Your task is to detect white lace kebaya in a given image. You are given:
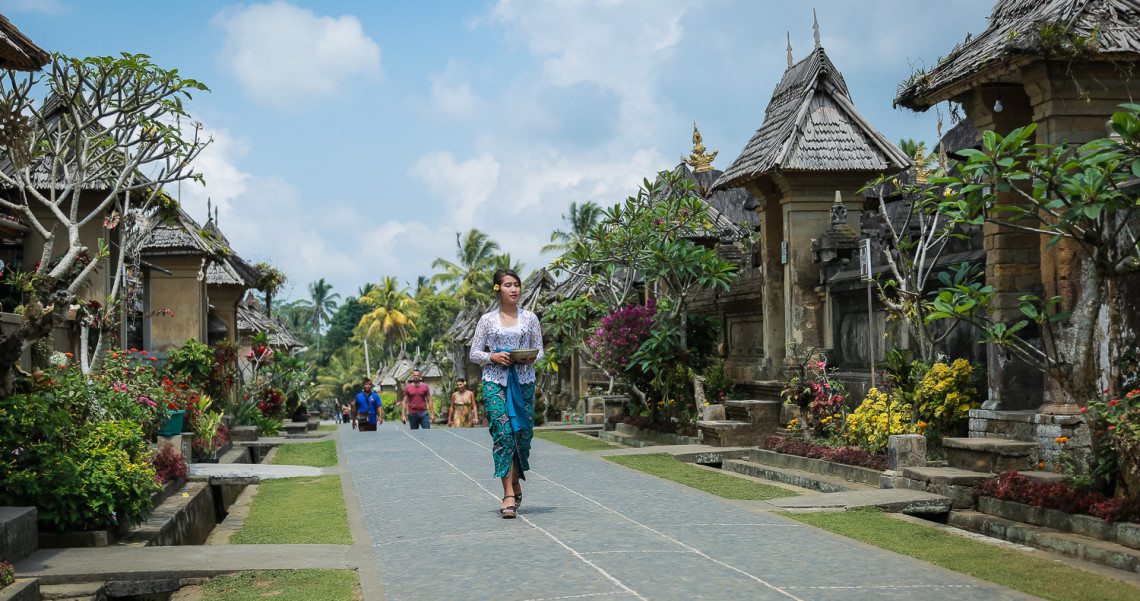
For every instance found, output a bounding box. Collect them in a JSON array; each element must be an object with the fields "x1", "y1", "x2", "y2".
[{"x1": 469, "y1": 308, "x2": 544, "y2": 386}]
